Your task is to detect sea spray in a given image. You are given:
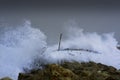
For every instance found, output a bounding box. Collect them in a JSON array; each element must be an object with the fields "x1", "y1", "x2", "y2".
[
  {"x1": 43, "y1": 26, "x2": 120, "y2": 69},
  {"x1": 0, "y1": 21, "x2": 47, "y2": 80},
  {"x1": 1, "y1": 21, "x2": 120, "y2": 80}
]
